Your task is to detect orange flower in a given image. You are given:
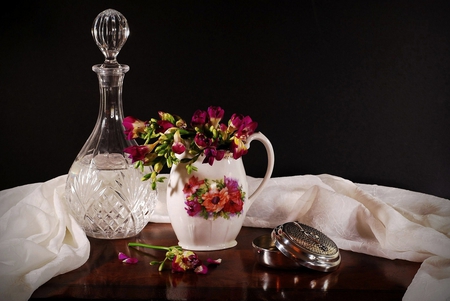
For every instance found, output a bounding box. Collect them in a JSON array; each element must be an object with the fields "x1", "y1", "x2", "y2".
[{"x1": 202, "y1": 187, "x2": 229, "y2": 213}]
